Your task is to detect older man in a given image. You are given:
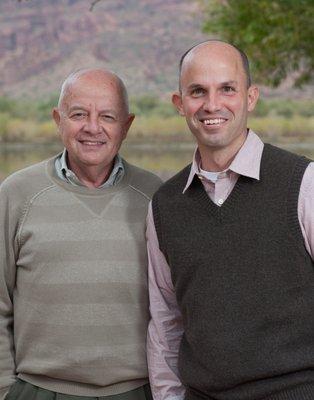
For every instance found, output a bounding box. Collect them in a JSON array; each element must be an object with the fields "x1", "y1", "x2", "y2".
[
  {"x1": 147, "y1": 41, "x2": 314, "y2": 400},
  {"x1": 0, "y1": 69, "x2": 161, "y2": 400}
]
